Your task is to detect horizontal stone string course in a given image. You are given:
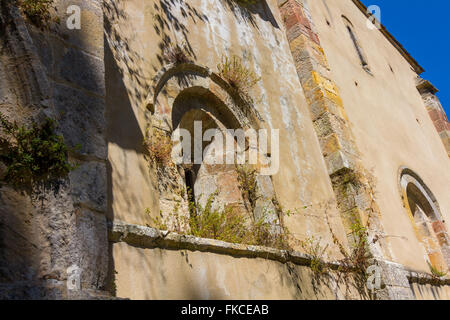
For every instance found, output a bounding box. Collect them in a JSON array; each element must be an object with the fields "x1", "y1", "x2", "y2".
[
  {"x1": 109, "y1": 220, "x2": 336, "y2": 268},
  {"x1": 107, "y1": 221, "x2": 450, "y2": 287}
]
